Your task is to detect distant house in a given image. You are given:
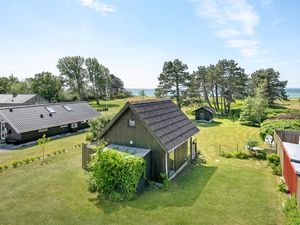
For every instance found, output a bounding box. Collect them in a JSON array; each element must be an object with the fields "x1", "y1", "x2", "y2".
[
  {"x1": 274, "y1": 130, "x2": 300, "y2": 207},
  {"x1": 0, "y1": 94, "x2": 48, "y2": 107},
  {"x1": 0, "y1": 102, "x2": 99, "y2": 144},
  {"x1": 97, "y1": 98, "x2": 199, "y2": 181},
  {"x1": 194, "y1": 106, "x2": 217, "y2": 122}
]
